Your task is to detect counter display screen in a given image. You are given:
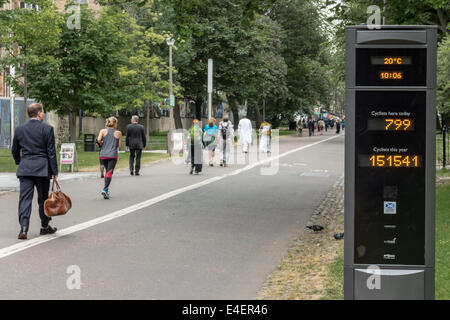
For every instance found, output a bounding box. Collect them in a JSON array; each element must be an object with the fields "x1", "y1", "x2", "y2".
[
  {"x1": 354, "y1": 91, "x2": 426, "y2": 265},
  {"x1": 356, "y1": 48, "x2": 426, "y2": 86},
  {"x1": 367, "y1": 118, "x2": 415, "y2": 131}
]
